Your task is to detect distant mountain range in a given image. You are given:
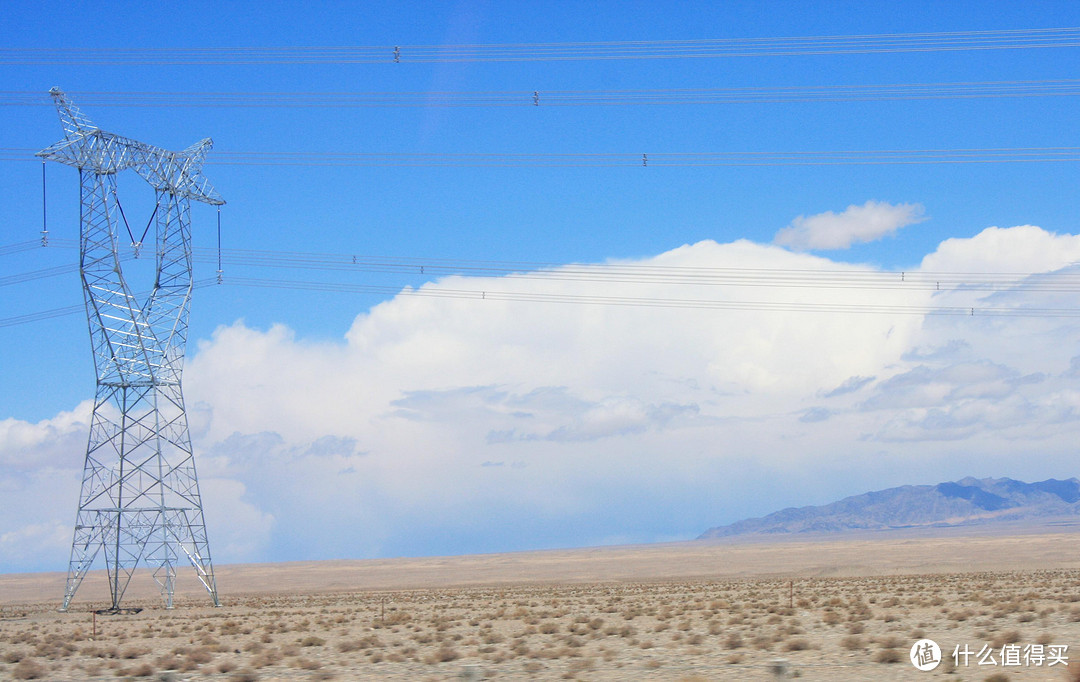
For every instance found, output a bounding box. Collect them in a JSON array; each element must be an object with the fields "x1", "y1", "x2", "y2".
[{"x1": 698, "y1": 477, "x2": 1080, "y2": 539}]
